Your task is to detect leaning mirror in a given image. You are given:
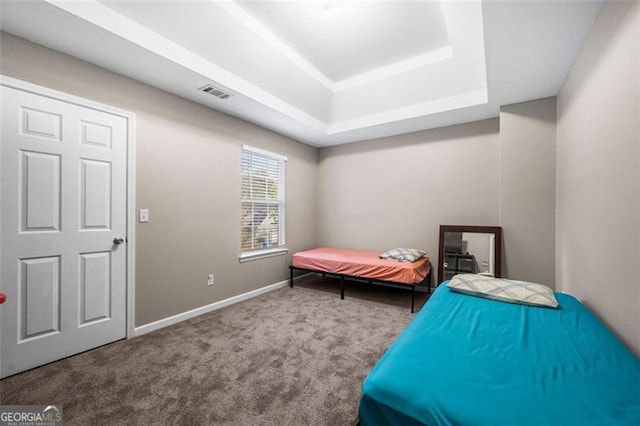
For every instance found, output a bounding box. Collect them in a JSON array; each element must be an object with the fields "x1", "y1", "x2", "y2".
[{"x1": 437, "y1": 225, "x2": 502, "y2": 284}]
